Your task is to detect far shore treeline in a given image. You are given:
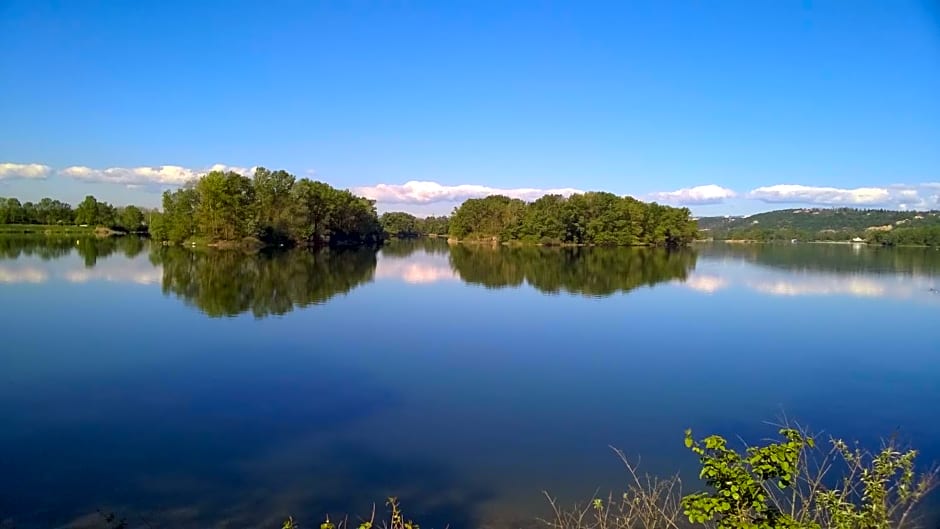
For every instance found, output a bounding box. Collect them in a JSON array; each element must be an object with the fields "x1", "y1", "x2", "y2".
[
  {"x1": 0, "y1": 167, "x2": 699, "y2": 247},
  {"x1": 152, "y1": 168, "x2": 698, "y2": 247},
  {"x1": 448, "y1": 193, "x2": 697, "y2": 246},
  {"x1": 9, "y1": 166, "x2": 936, "y2": 247},
  {"x1": 0, "y1": 195, "x2": 146, "y2": 232}
]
